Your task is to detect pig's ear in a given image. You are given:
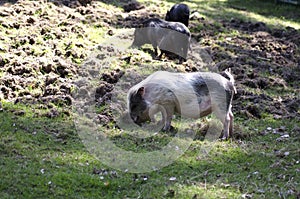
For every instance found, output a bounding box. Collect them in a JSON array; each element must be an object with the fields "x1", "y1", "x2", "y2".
[
  {"x1": 137, "y1": 87, "x2": 145, "y2": 97},
  {"x1": 166, "y1": 11, "x2": 170, "y2": 19}
]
